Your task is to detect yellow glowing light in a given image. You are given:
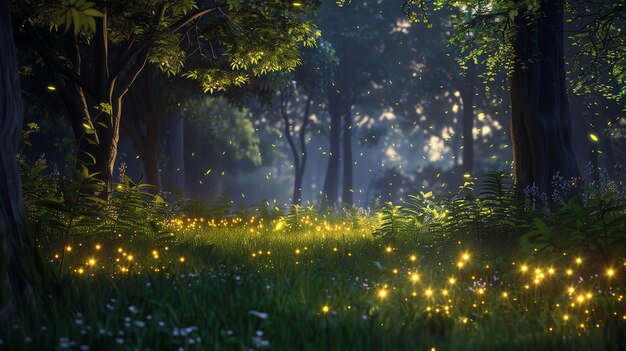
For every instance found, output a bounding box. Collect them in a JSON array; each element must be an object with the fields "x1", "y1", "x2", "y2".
[
  {"x1": 295, "y1": 249, "x2": 301, "y2": 254},
  {"x1": 322, "y1": 305, "x2": 329, "y2": 313},
  {"x1": 457, "y1": 261, "x2": 464, "y2": 268},
  {"x1": 478, "y1": 288, "x2": 485, "y2": 295},
  {"x1": 179, "y1": 257, "x2": 186, "y2": 263},
  {"x1": 462, "y1": 253, "x2": 470, "y2": 261},
  {"x1": 548, "y1": 267, "x2": 555, "y2": 275},
  {"x1": 378, "y1": 289, "x2": 387, "y2": 299},
  {"x1": 275, "y1": 220, "x2": 284, "y2": 231},
  {"x1": 568, "y1": 287, "x2": 575, "y2": 294},
  {"x1": 563, "y1": 314, "x2": 569, "y2": 321},
  {"x1": 47, "y1": 85, "x2": 57, "y2": 91},
  {"x1": 577, "y1": 295, "x2": 585, "y2": 303},
  {"x1": 607, "y1": 268, "x2": 615, "y2": 277},
  {"x1": 410, "y1": 273, "x2": 420, "y2": 282},
  {"x1": 393, "y1": 269, "x2": 399, "y2": 274},
  {"x1": 88, "y1": 258, "x2": 96, "y2": 266},
  {"x1": 385, "y1": 246, "x2": 393, "y2": 253},
  {"x1": 575, "y1": 257, "x2": 582, "y2": 265},
  {"x1": 566, "y1": 269, "x2": 573, "y2": 276},
  {"x1": 521, "y1": 265, "x2": 528, "y2": 272},
  {"x1": 127, "y1": 255, "x2": 133, "y2": 262},
  {"x1": 502, "y1": 292, "x2": 508, "y2": 298},
  {"x1": 95, "y1": 244, "x2": 101, "y2": 250},
  {"x1": 77, "y1": 268, "x2": 84, "y2": 274},
  {"x1": 448, "y1": 277, "x2": 456, "y2": 285},
  {"x1": 410, "y1": 255, "x2": 417, "y2": 262},
  {"x1": 425, "y1": 289, "x2": 433, "y2": 297},
  {"x1": 66, "y1": 246, "x2": 72, "y2": 252}
]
